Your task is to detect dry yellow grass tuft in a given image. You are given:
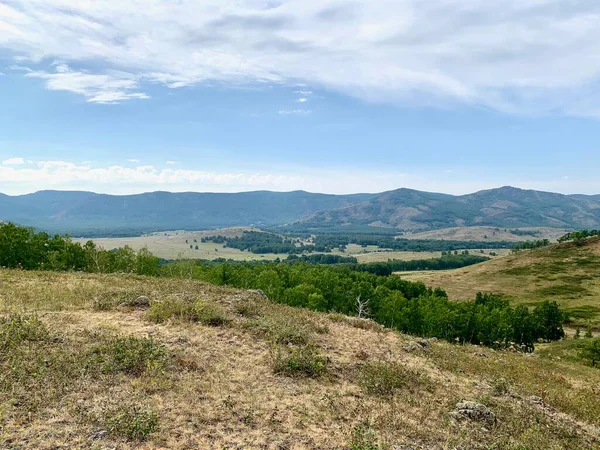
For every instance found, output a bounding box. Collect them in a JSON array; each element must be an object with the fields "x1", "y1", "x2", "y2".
[{"x1": 0, "y1": 269, "x2": 599, "y2": 449}]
